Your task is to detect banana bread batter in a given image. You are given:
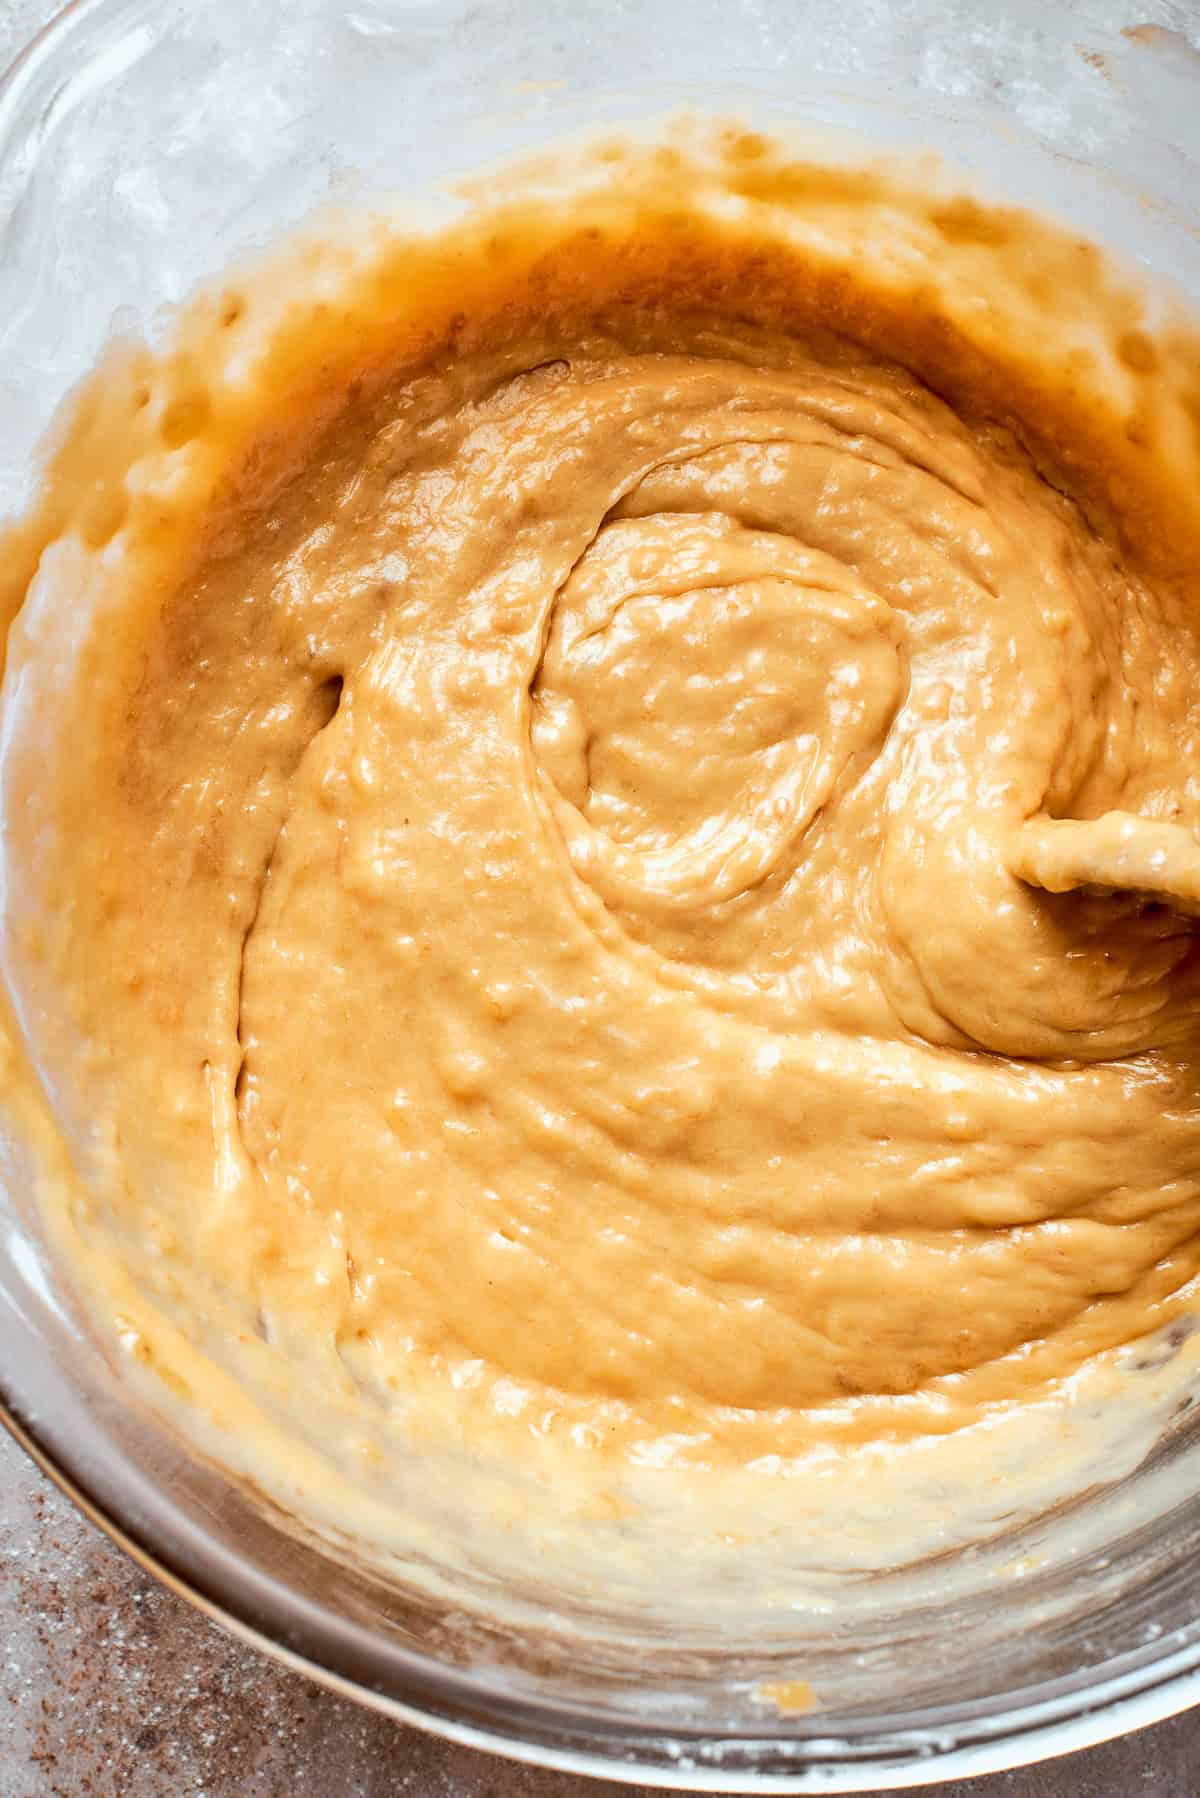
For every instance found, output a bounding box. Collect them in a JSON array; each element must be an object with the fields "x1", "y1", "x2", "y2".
[{"x1": 6, "y1": 133, "x2": 1200, "y2": 1577}]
